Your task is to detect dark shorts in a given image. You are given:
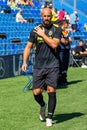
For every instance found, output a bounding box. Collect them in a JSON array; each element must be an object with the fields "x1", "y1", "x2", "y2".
[{"x1": 32, "y1": 67, "x2": 59, "y2": 90}]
